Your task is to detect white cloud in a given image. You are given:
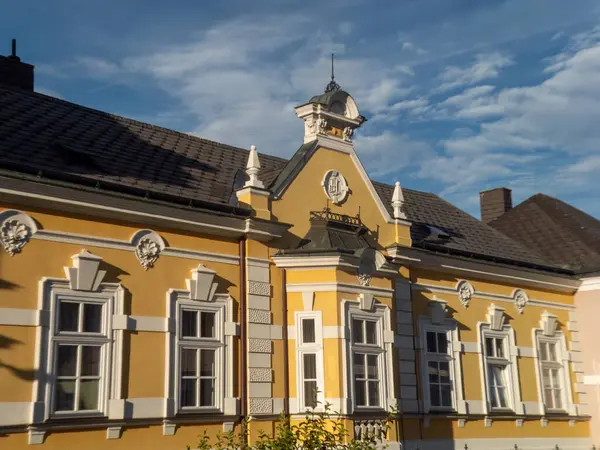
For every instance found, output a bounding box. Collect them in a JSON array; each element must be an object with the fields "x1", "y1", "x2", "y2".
[
  {"x1": 401, "y1": 41, "x2": 427, "y2": 55},
  {"x1": 436, "y1": 52, "x2": 514, "y2": 92},
  {"x1": 354, "y1": 130, "x2": 434, "y2": 178}
]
